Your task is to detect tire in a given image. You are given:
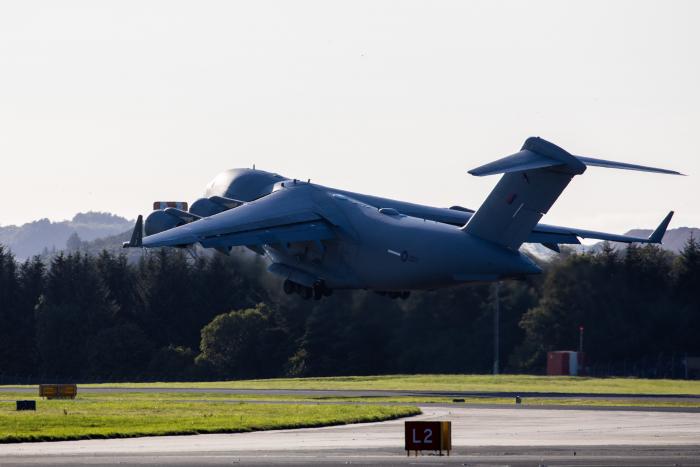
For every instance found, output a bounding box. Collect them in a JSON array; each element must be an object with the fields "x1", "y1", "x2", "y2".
[{"x1": 302, "y1": 287, "x2": 313, "y2": 300}]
